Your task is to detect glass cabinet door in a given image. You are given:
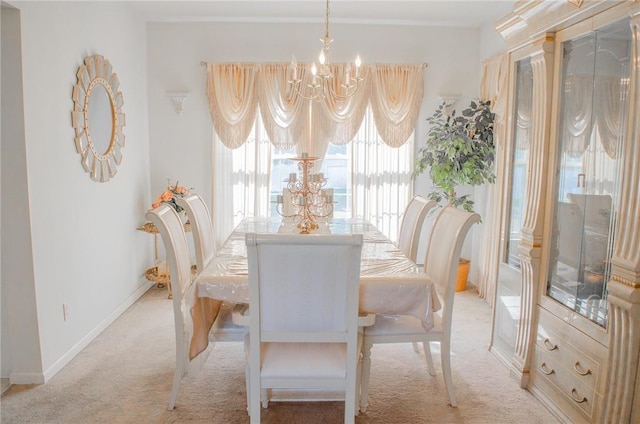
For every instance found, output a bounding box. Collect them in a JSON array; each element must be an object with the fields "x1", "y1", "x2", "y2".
[
  {"x1": 547, "y1": 19, "x2": 631, "y2": 326},
  {"x1": 506, "y1": 57, "x2": 533, "y2": 269},
  {"x1": 493, "y1": 57, "x2": 533, "y2": 355}
]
